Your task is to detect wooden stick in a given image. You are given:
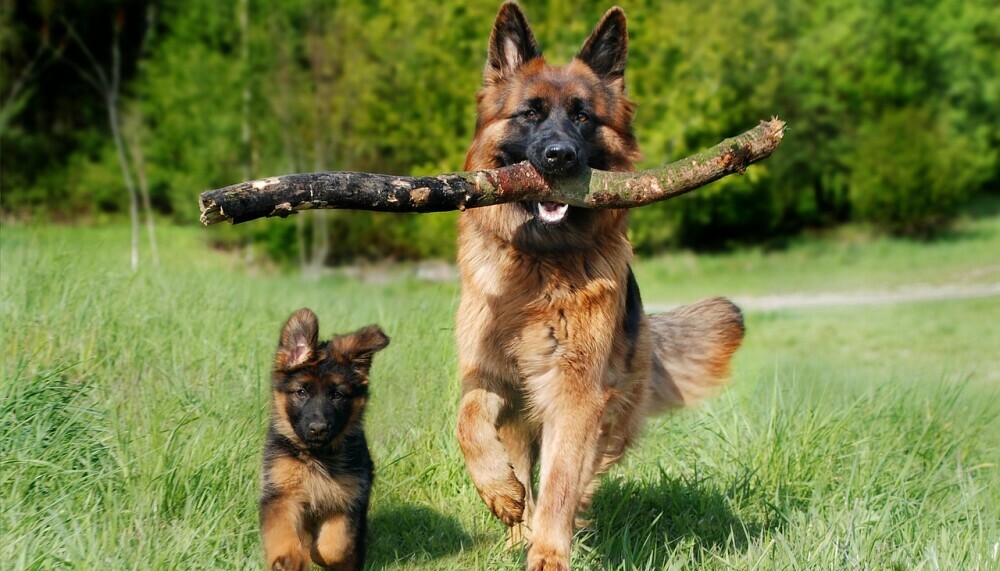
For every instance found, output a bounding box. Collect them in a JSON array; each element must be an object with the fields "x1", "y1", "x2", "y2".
[{"x1": 199, "y1": 118, "x2": 785, "y2": 225}]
